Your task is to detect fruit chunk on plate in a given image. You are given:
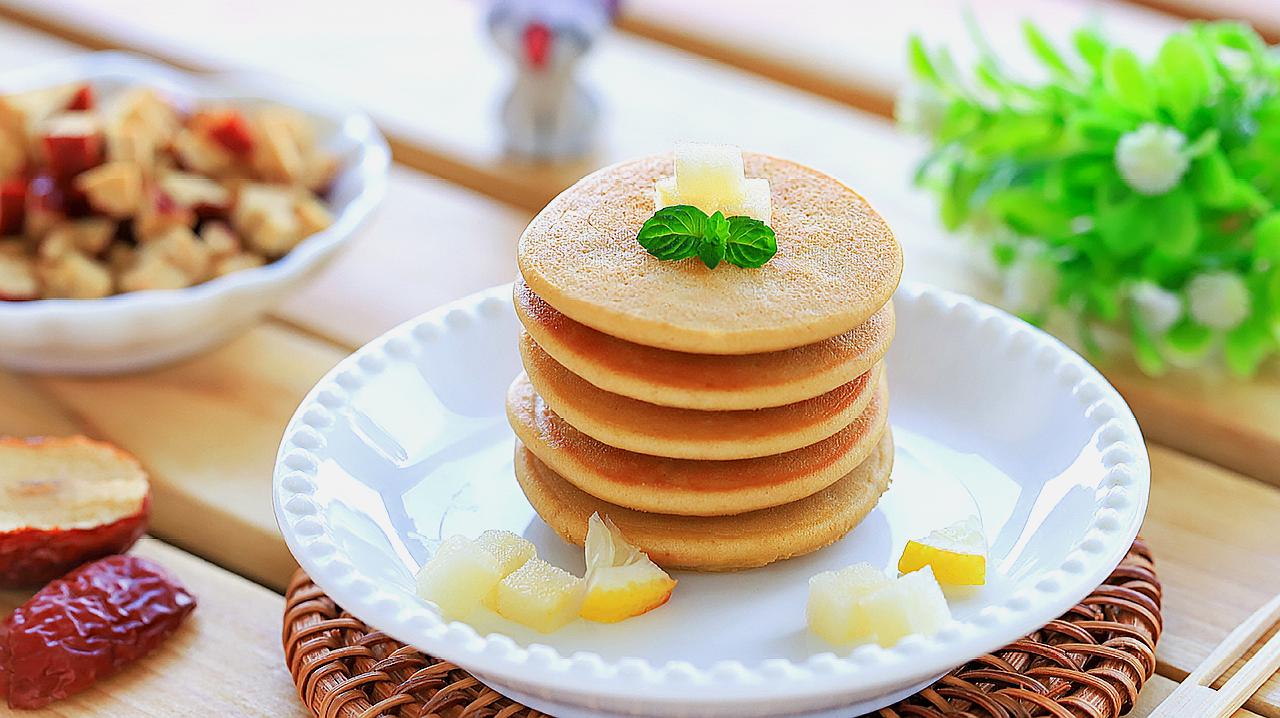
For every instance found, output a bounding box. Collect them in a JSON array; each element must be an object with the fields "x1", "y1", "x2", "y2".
[
  {"x1": 415, "y1": 530, "x2": 534, "y2": 620},
  {"x1": 806, "y1": 562, "x2": 892, "y2": 645},
  {"x1": 581, "y1": 513, "x2": 677, "y2": 623},
  {"x1": 653, "y1": 142, "x2": 771, "y2": 222},
  {"x1": 897, "y1": 516, "x2": 988, "y2": 586},
  {"x1": 0, "y1": 436, "x2": 150, "y2": 587},
  {"x1": 415, "y1": 515, "x2": 676, "y2": 632},
  {"x1": 493, "y1": 558, "x2": 585, "y2": 633},
  {"x1": 807, "y1": 563, "x2": 952, "y2": 648}
]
